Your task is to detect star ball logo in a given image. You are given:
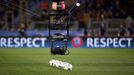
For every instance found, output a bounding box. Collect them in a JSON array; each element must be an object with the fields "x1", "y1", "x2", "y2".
[{"x1": 71, "y1": 37, "x2": 83, "y2": 48}]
